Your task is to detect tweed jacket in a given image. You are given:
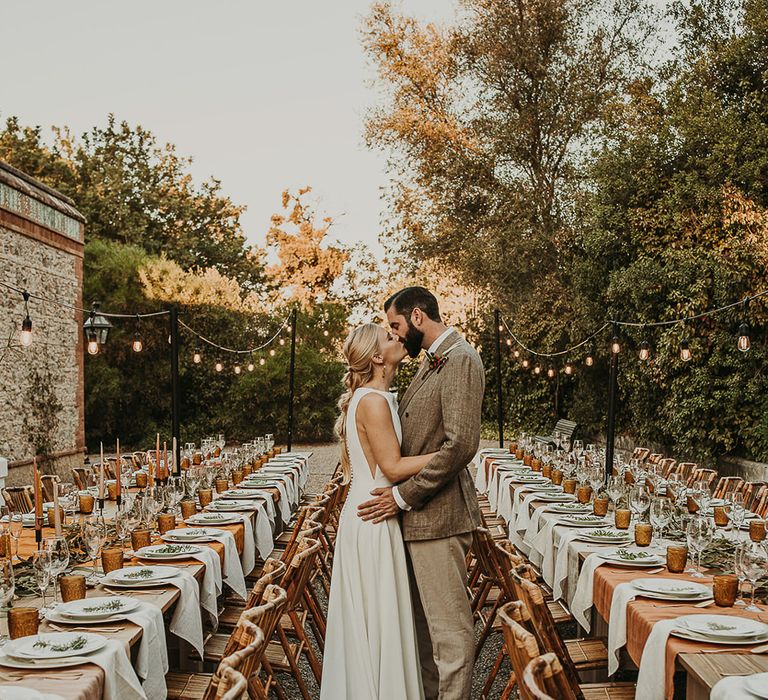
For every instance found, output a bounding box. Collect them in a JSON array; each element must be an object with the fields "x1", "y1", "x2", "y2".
[{"x1": 396, "y1": 329, "x2": 483, "y2": 541}]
